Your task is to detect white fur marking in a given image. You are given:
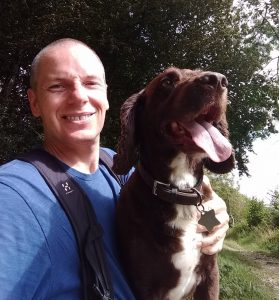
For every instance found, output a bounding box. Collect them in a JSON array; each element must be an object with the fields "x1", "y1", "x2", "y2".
[
  {"x1": 167, "y1": 205, "x2": 203, "y2": 300},
  {"x1": 169, "y1": 152, "x2": 206, "y2": 189},
  {"x1": 166, "y1": 152, "x2": 205, "y2": 299},
  {"x1": 169, "y1": 152, "x2": 195, "y2": 189}
]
